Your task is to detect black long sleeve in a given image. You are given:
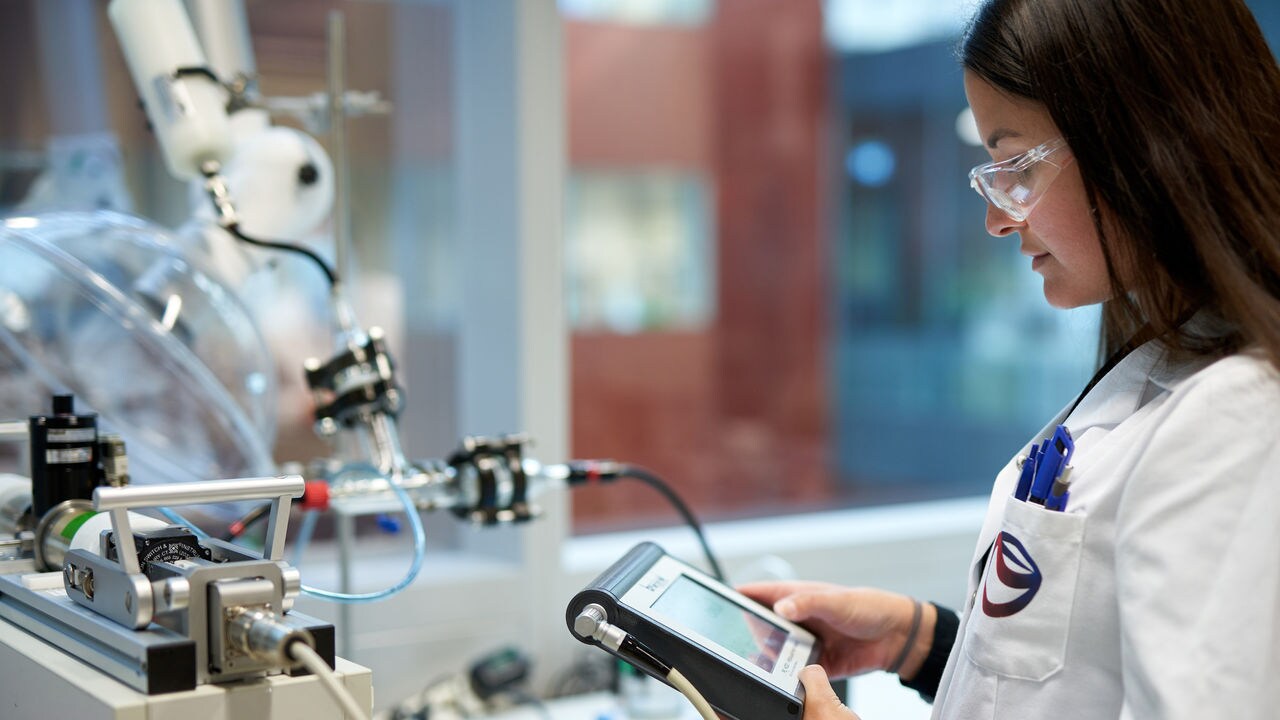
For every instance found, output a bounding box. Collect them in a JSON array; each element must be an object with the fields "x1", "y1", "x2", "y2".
[{"x1": 898, "y1": 603, "x2": 959, "y2": 703}]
